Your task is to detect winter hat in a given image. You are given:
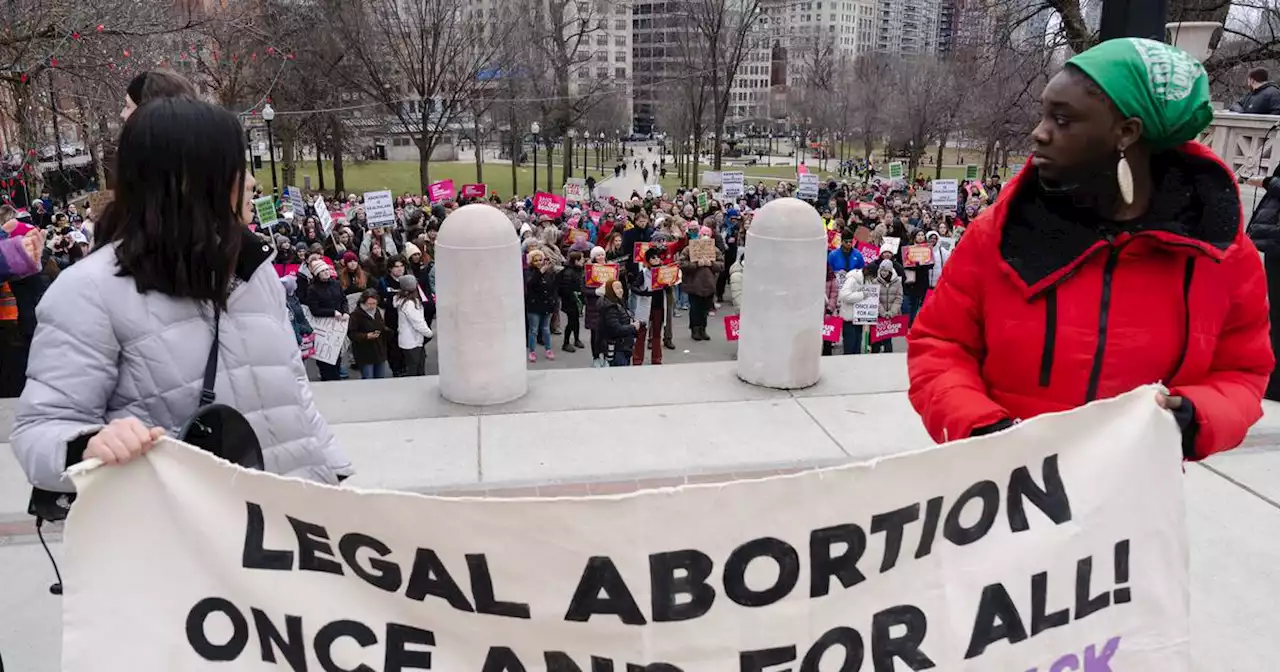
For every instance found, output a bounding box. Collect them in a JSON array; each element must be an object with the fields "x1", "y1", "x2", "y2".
[
  {"x1": 309, "y1": 259, "x2": 331, "y2": 277},
  {"x1": 280, "y1": 274, "x2": 298, "y2": 295},
  {"x1": 878, "y1": 259, "x2": 895, "y2": 275},
  {"x1": 699, "y1": 226, "x2": 714, "y2": 238},
  {"x1": 341, "y1": 251, "x2": 358, "y2": 264},
  {"x1": 399, "y1": 274, "x2": 418, "y2": 291},
  {"x1": 404, "y1": 242, "x2": 422, "y2": 259},
  {"x1": 274, "y1": 234, "x2": 290, "y2": 248},
  {"x1": 589, "y1": 246, "x2": 606, "y2": 262},
  {"x1": 70, "y1": 230, "x2": 88, "y2": 245}
]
